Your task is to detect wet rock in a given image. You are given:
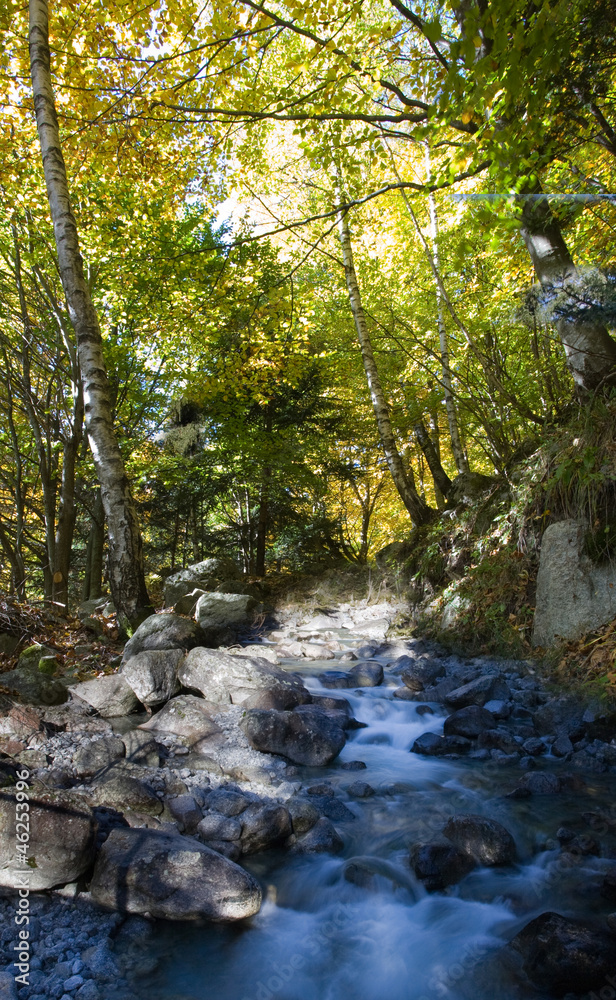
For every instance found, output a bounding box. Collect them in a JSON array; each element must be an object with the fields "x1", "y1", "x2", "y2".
[
  {"x1": 443, "y1": 705, "x2": 495, "y2": 739},
  {"x1": 570, "y1": 749, "x2": 608, "y2": 772},
  {"x1": 197, "y1": 812, "x2": 242, "y2": 841},
  {"x1": 91, "y1": 772, "x2": 163, "y2": 816},
  {"x1": 347, "y1": 662, "x2": 384, "y2": 687},
  {"x1": 291, "y1": 817, "x2": 344, "y2": 854},
  {"x1": 241, "y1": 707, "x2": 346, "y2": 766},
  {"x1": 340, "y1": 760, "x2": 367, "y2": 771},
  {"x1": 477, "y1": 729, "x2": 519, "y2": 755},
  {"x1": 445, "y1": 675, "x2": 509, "y2": 708},
  {"x1": 310, "y1": 694, "x2": 352, "y2": 715},
  {"x1": 307, "y1": 782, "x2": 334, "y2": 796},
  {"x1": 443, "y1": 814, "x2": 516, "y2": 865},
  {"x1": 70, "y1": 675, "x2": 139, "y2": 718},
  {"x1": 483, "y1": 699, "x2": 511, "y2": 718},
  {"x1": 522, "y1": 737, "x2": 545, "y2": 756},
  {"x1": 551, "y1": 734, "x2": 574, "y2": 757},
  {"x1": 393, "y1": 686, "x2": 416, "y2": 701},
  {"x1": 411, "y1": 840, "x2": 476, "y2": 891},
  {"x1": 138, "y1": 695, "x2": 224, "y2": 749},
  {"x1": 416, "y1": 705, "x2": 435, "y2": 716},
  {"x1": 239, "y1": 804, "x2": 292, "y2": 854},
  {"x1": 90, "y1": 827, "x2": 262, "y2": 920},
  {"x1": 167, "y1": 794, "x2": 202, "y2": 833},
  {"x1": 122, "y1": 614, "x2": 206, "y2": 662},
  {"x1": 121, "y1": 650, "x2": 183, "y2": 707},
  {"x1": 73, "y1": 736, "x2": 125, "y2": 778},
  {"x1": 310, "y1": 796, "x2": 355, "y2": 822},
  {"x1": 601, "y1": 867, "x2": 616, "y2": 902},
  {"x1": 319, "y1": 670, "x2": 352, "y2": 689},
  {"x1": 509, "y1": 911, "x2": 615, "y2": 996},
  {"x1": 346, "y1": 781, "x2": 375, "y2": 798},
  {"x1": 178, "y1": 647, "x2": 310, "y2": 709},
  {"x1": 400, "y1": 658, "x2": 445, "y2": 692},
  {"x1": 287, "y1": 797, "x2": 320, "y2": 834},
  {"x1": 411, "y1": 732, "x2": 472, "y2": 756},
  {"x1": 293, "y1": 703, "x2": 356, "y2": 731},
  {"x1": 0, "y1": 789, "x2": 96, "y2": 890},
  {"x1": 201, "y1": 839, "x2": 242, "y2": 861}
]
